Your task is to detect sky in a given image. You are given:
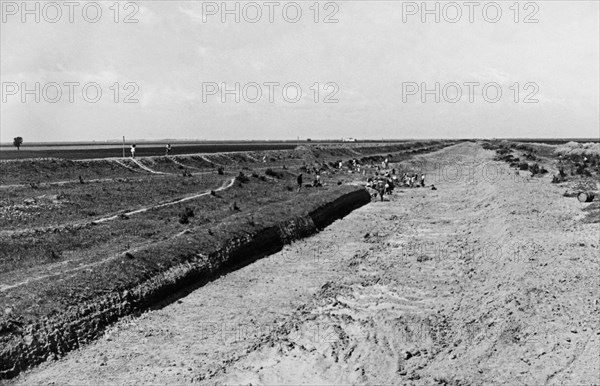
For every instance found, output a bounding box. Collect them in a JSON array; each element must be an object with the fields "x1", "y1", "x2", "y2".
[{"x1": 1, "y1": 0, "x2": 598, "y2": 142}]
